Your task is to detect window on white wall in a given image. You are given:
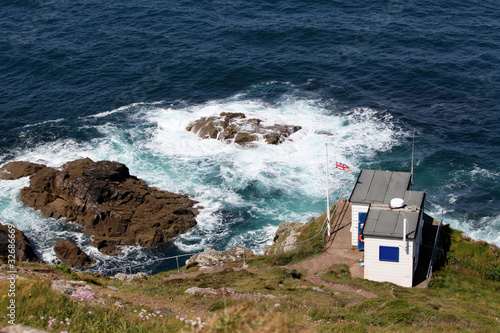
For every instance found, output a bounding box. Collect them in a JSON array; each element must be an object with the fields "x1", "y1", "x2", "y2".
[{"x1": 379, "y1": 246, "x2": 399, "y2": 262}]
